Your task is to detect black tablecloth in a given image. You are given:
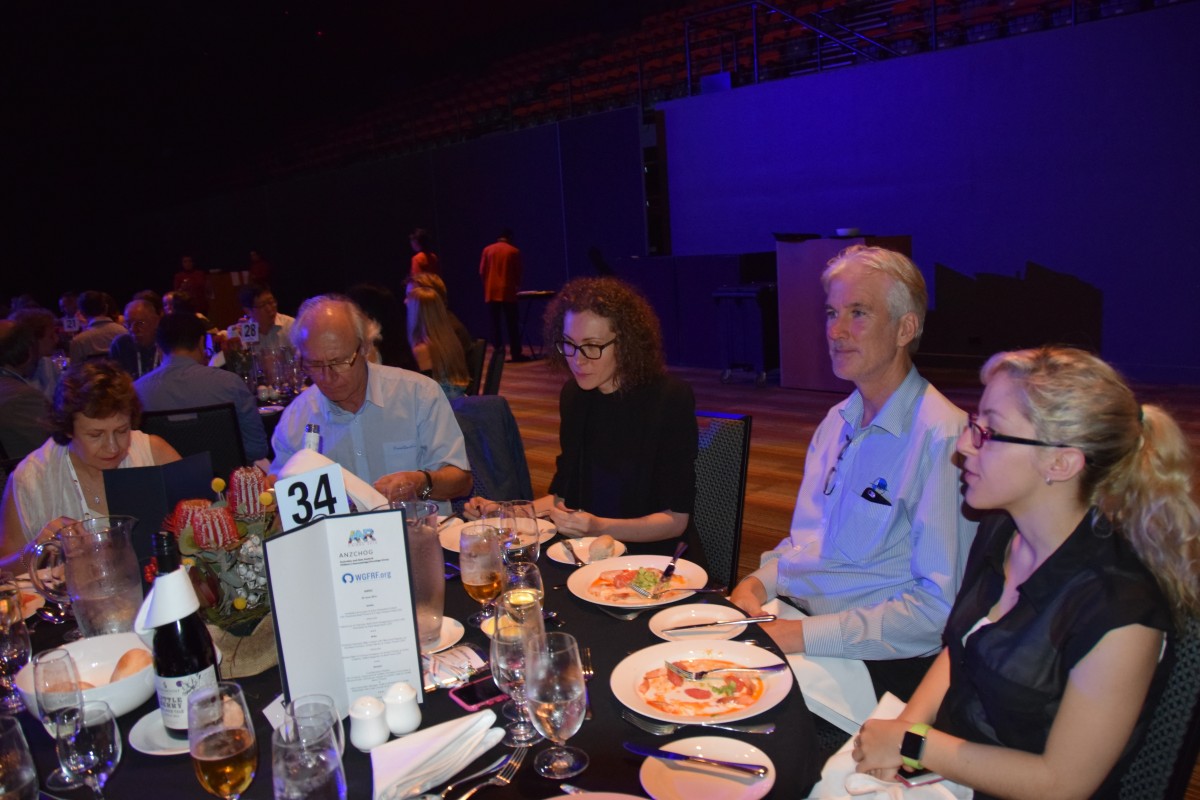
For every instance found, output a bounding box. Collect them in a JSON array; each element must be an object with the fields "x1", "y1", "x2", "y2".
[{"x1": 20, "y1": 547, "x2": 822, "y2": 799}]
